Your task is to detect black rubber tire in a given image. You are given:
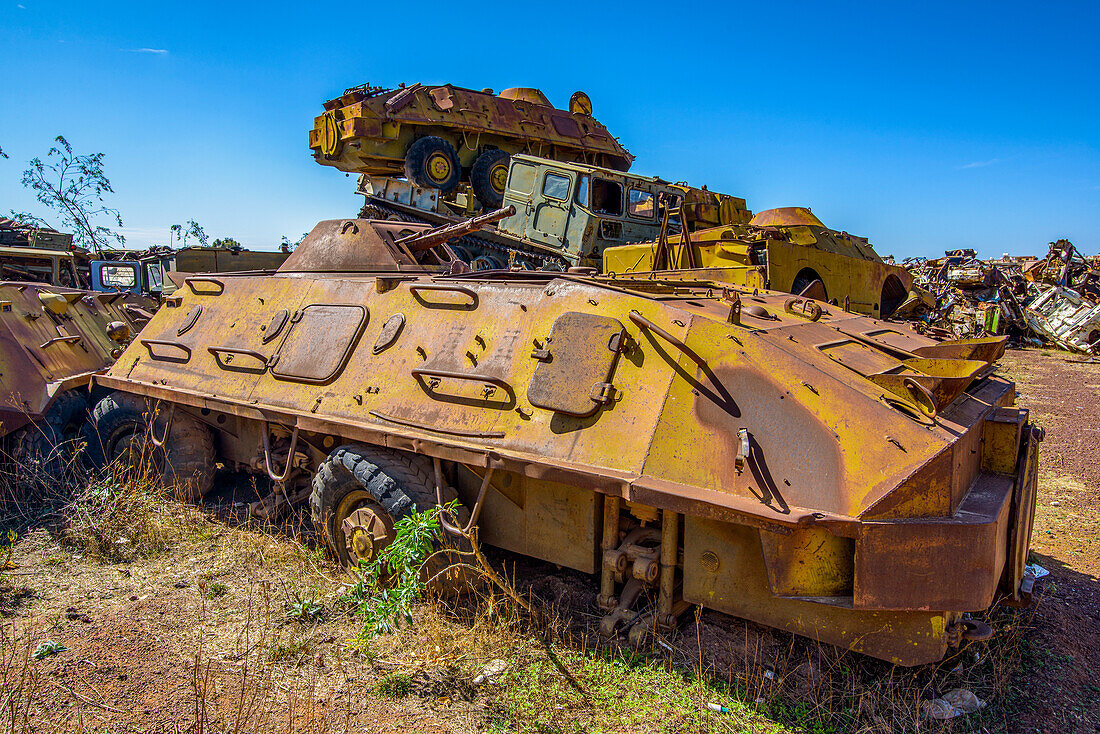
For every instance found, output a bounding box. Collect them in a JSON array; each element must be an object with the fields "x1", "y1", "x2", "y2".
[
  {"x1": 83, "y1": 392, "x2": 216, "y2": 502},
  {"x1": 310, "y1": 444, "x2": 466, "y2": 572},
  {"x1": 404, "y1": 136, "x2": 461, "y2": 193},
  {"x1": 161, "y1": 412, "x2": 216, "y2": 502},
  {"x1": 10, "y1": 390, "x2": 90, "y2": 484},
  {"x1": 470, "y1": 150, "x2": 510, "y2": 209}
]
